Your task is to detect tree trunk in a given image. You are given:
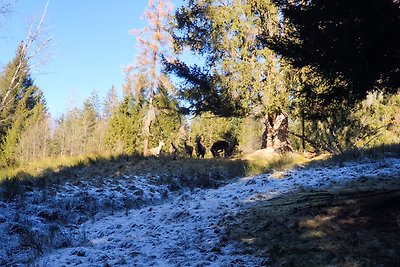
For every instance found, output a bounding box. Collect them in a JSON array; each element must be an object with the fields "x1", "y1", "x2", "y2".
[
  {"x1": 143, "y1": 101, "x2": 156, "y2": 156},
  {"x1": 261, "y1": 112, "x2": 293, "y2": 153}
]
